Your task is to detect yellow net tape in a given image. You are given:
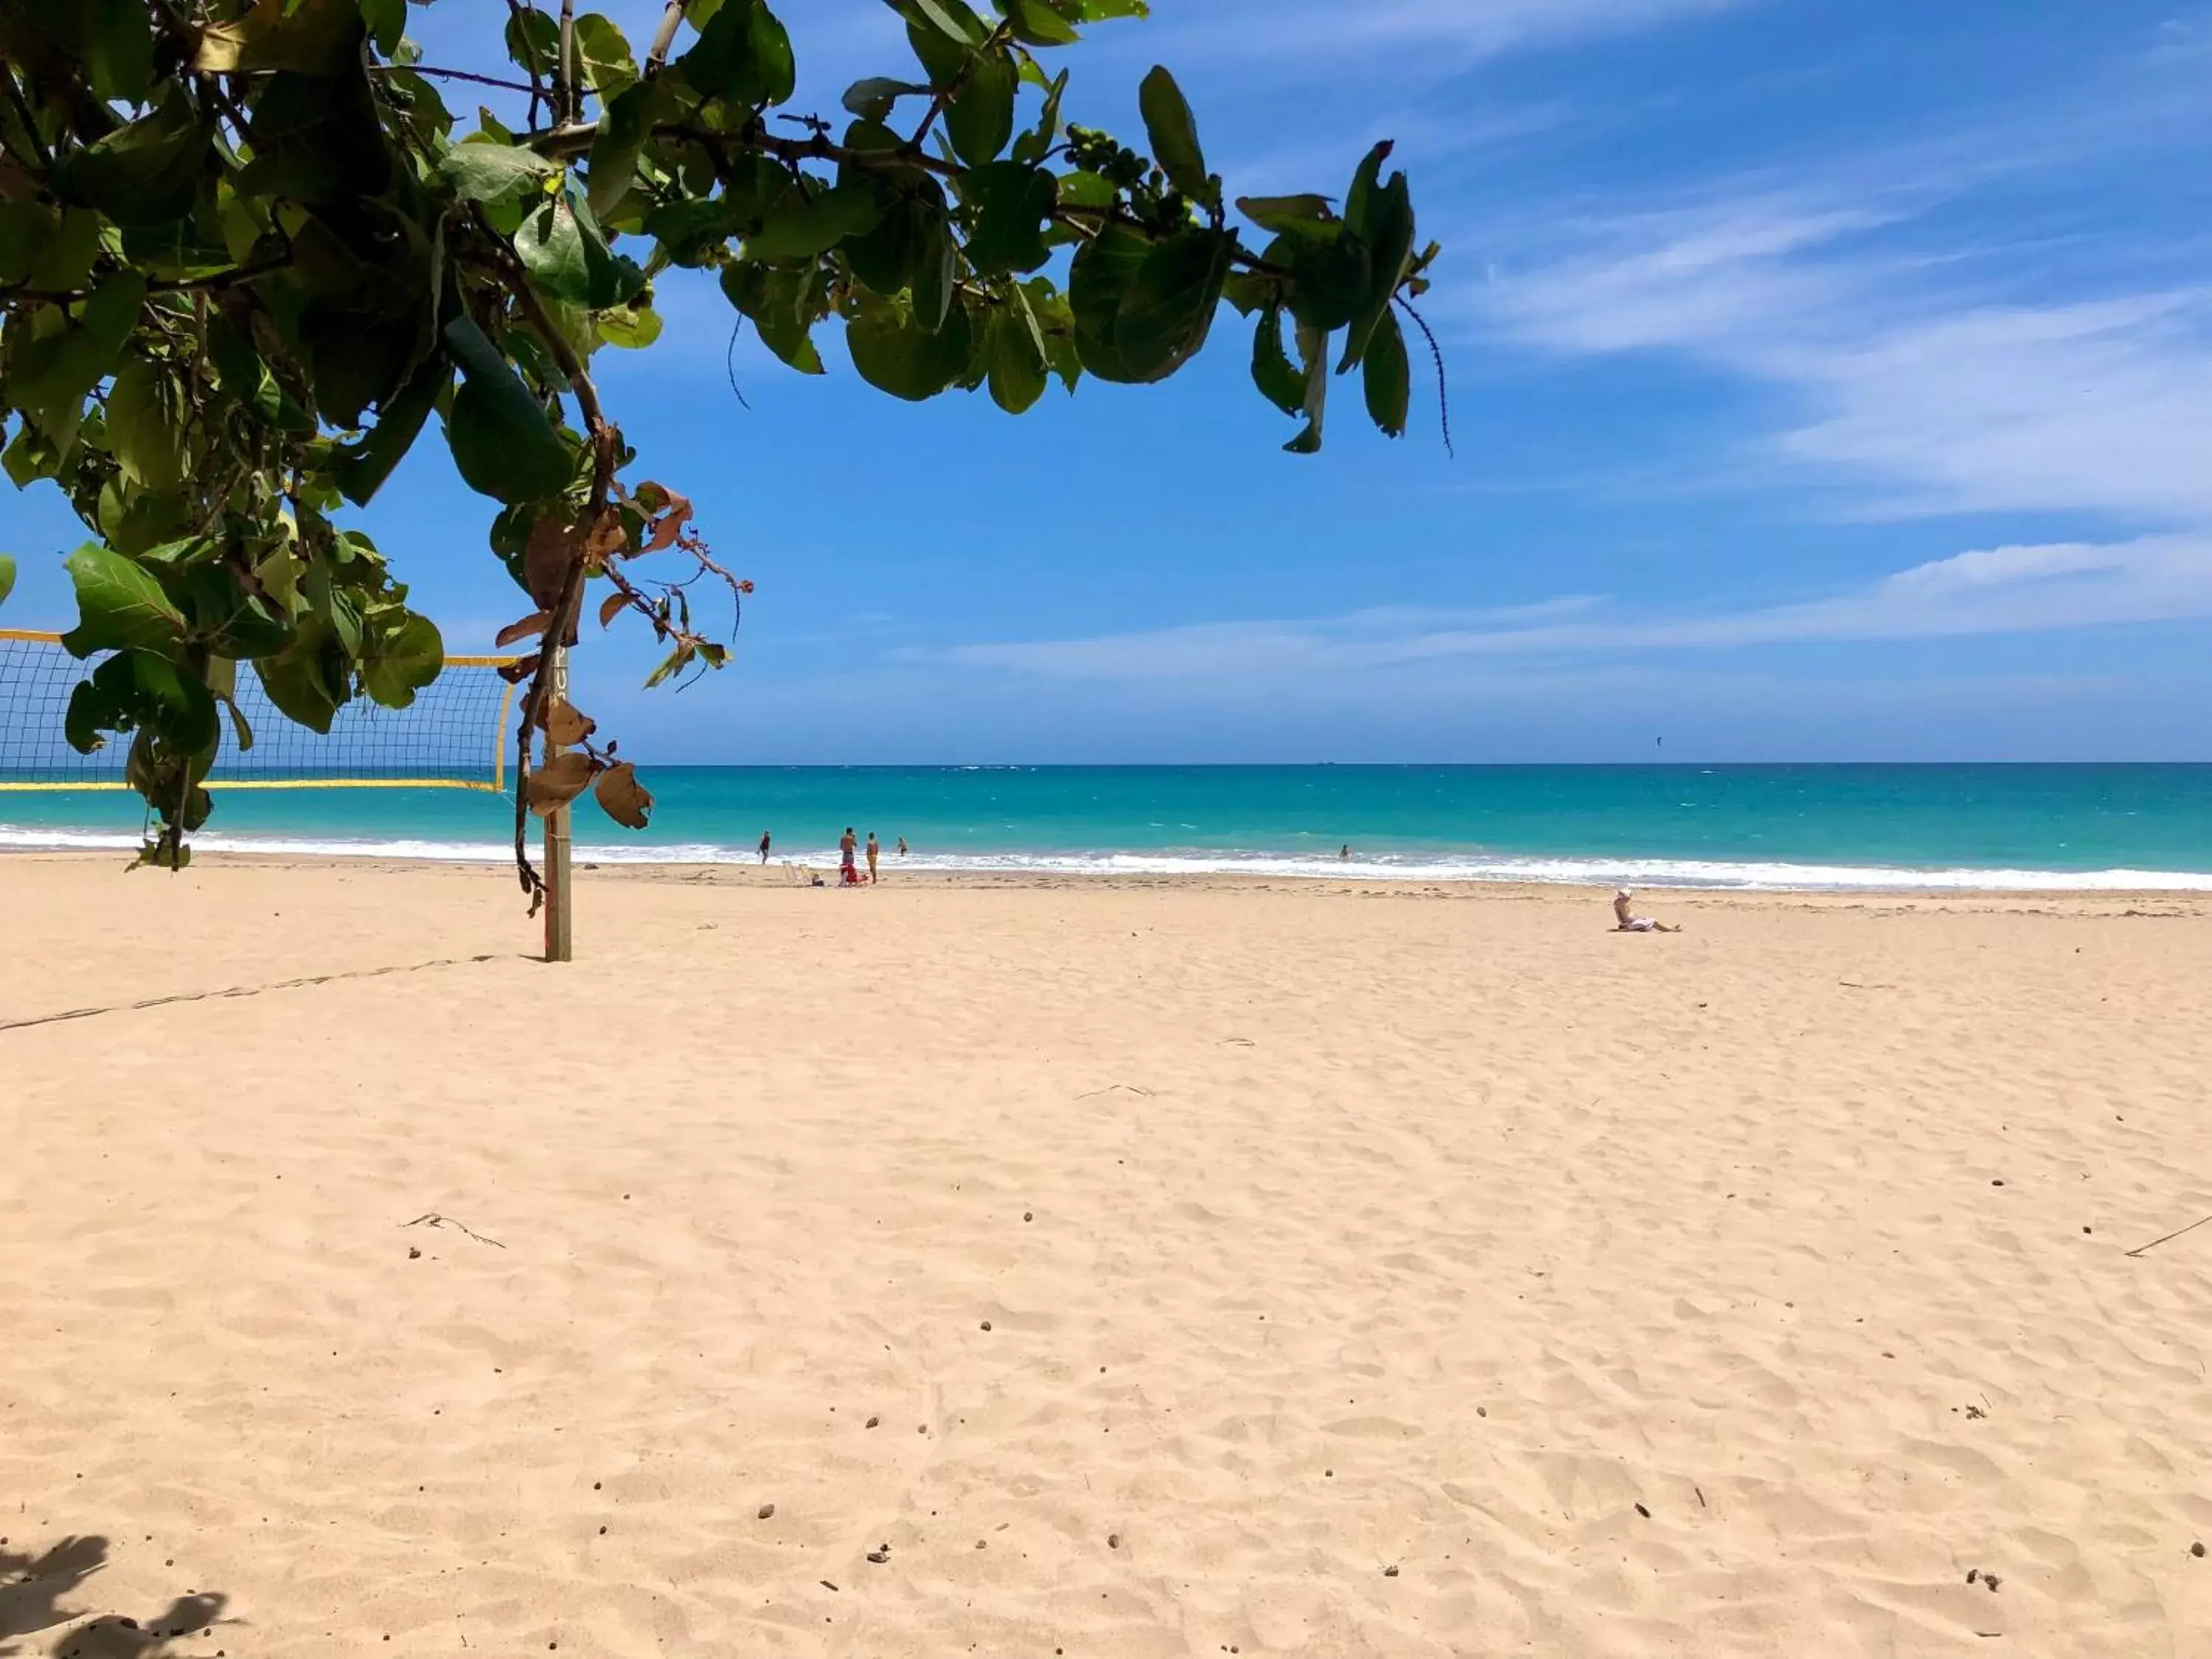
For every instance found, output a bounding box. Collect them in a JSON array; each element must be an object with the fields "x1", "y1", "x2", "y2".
[{"x1": 0, "y1": 630, "x2": 519, "y2": 793}]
